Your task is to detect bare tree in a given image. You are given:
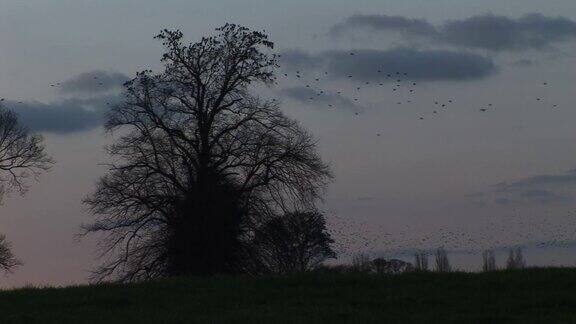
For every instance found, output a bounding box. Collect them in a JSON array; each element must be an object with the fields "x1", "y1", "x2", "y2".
[
  {"x1": 434, "y1": 247, "x2": 451, "y2": 272},
  {"x1": 0, "y1": 105, "x2": 52, "y2": 202},
  {"x1": 414, "y1": 252, "x2": 428, "y2": 271},
  {"x1": 0, "y1": 105, "x2": 52, "y2": 273},
  {"x1": 83, "y1": 25, "x2": 331, "y2": 281},
  {"x1": 482, "y1": 249, "x2": 496, "y2": 272},
  {"x1": 506, "y1": 247, "x2": 525, "y2": 269},
  {"x1": 352, "y1": 253, "x2": 372, "y2": 273},
  {"x1": 247, "y1": 210, "x2": 335, "y2": 274}
]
